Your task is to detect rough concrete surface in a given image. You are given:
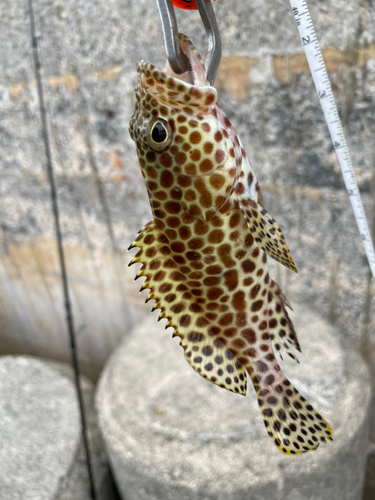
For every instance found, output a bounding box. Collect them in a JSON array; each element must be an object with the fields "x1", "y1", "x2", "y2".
[
  {"x1": 49, "y1": 361, "x2": 114, "y2": 500},
  {"x1": 0, "y1": 356, "x2": 80, "y2": 500},
  {"x1": 96, "y1": 305, "x2": 372, "y2": 500},
  {"x1": 0, "y1": 356, "x2": 111, "y2": 500}
]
